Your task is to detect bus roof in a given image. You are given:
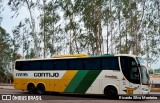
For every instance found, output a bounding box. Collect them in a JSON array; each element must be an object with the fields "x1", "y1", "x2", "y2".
[
  {"x1": 52, "y1": 54, "x2": 89, "y2": 58},
  {"x1": 15, "y1": 54, "x2": 139, "y2": 61},
  {"x1": 115, "y1": 54, "x2": 139, "y2": 58}
]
